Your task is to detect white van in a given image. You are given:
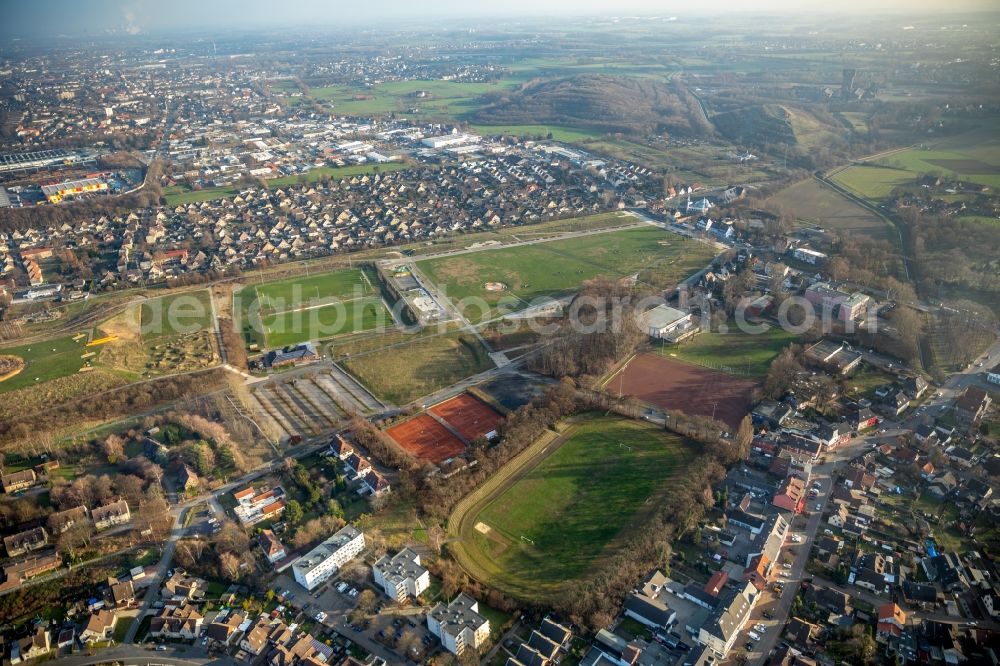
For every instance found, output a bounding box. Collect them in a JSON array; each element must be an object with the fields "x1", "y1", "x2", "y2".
[{"x1": 748, "y1": 631, "x2": 761, "y2": 641}]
